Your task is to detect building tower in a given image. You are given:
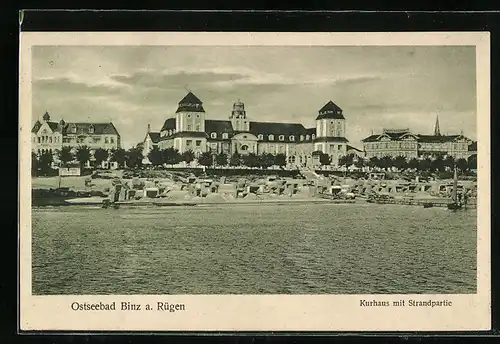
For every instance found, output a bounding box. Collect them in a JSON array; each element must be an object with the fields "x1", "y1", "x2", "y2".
[
  {"x1": 42, "y1": 111, "x2": 50, "y2": 122},
  {"x1": 175, "y1": 91, "x2": 206, "y2": 133},
  {"x1": 434, "y1": 114, "x2": 441, "y2": 136},
  {"x1": 230, "y1": 99, "x2": 250, "y2": 132},
  {"x1": 314, "y1": 101, "x2": 348, "y2": 166}
]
